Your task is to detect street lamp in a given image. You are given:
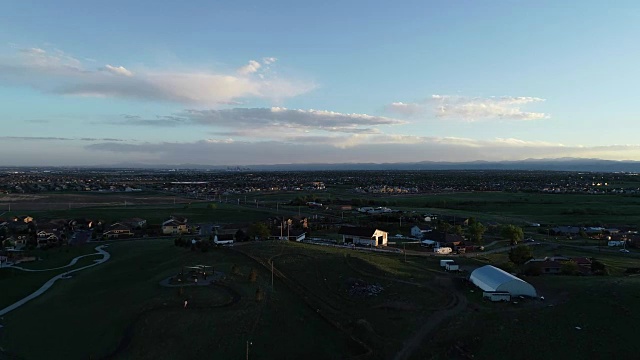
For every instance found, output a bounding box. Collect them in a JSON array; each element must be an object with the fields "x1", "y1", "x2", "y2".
[{"x1": 246, "y1": 340, "x2": 252, "y2": 360}]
